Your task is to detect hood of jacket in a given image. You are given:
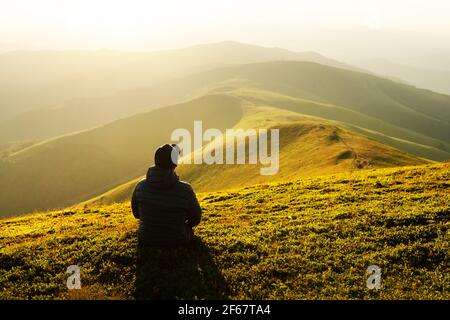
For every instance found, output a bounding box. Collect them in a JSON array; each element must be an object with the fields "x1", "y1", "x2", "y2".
[{"x1": 146, "y1": 166, "x2": 179, "y2": 189}]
